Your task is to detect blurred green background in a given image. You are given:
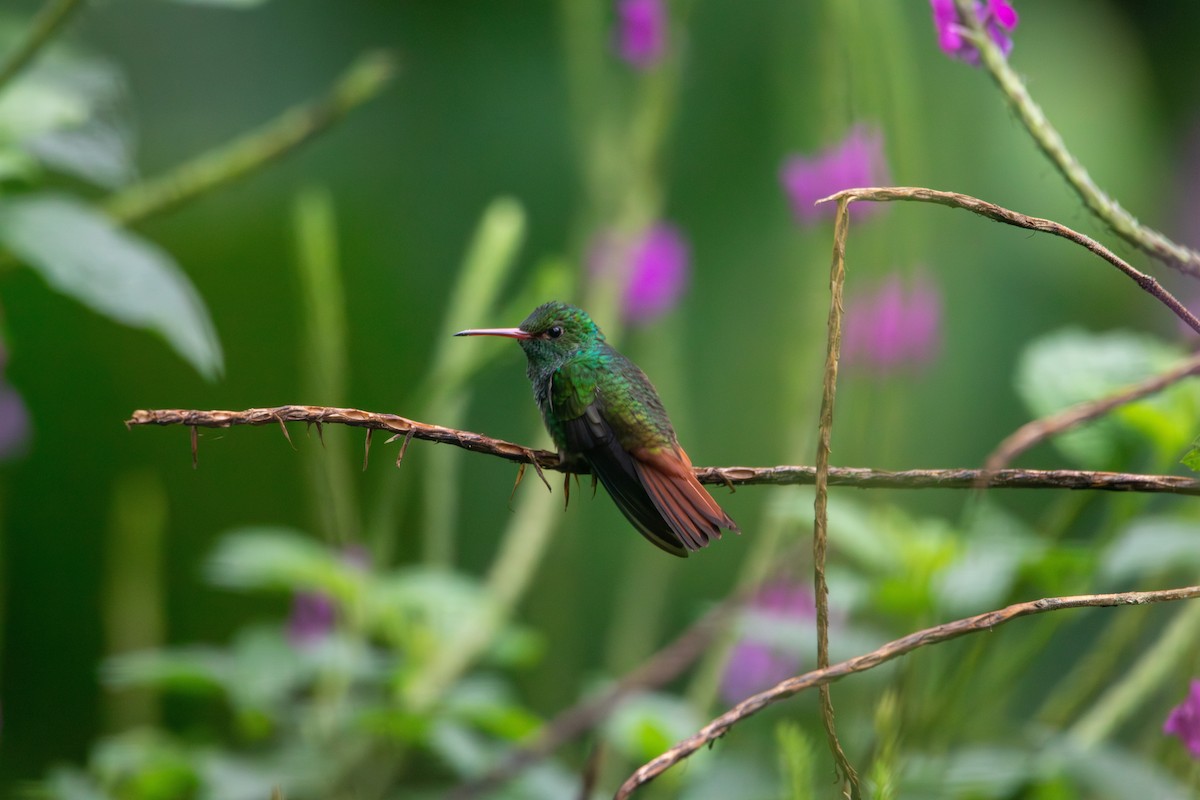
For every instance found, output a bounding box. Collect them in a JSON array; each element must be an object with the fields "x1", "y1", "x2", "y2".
[{"x1": 2, "y1": 0, "x2": 1200, "y2": 797}]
